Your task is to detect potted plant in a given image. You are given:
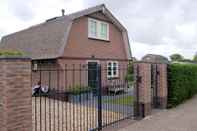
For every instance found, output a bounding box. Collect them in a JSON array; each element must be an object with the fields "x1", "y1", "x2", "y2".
[{"x1": 68, "y1": 85, "x2": 93, "y2": 102}]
